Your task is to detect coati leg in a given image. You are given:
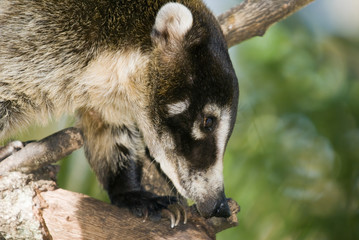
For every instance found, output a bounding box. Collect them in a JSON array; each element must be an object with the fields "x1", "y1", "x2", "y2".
[
  {"x1": 78, "y1": 110, "x2": 177, "y2": 220},
  {"x1": 107, "y1": 158, "x2": 177, "y2": 221}
]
